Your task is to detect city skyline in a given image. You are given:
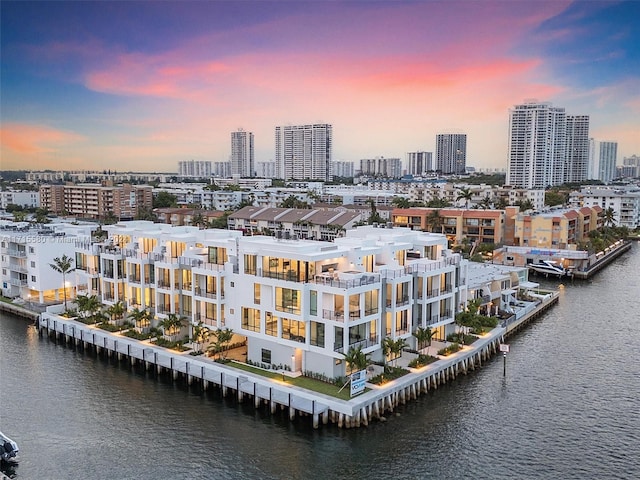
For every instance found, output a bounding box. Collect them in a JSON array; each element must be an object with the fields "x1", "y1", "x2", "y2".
[{"x1": 1, "y1": 1, "x2": 639, "y2": 173}]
